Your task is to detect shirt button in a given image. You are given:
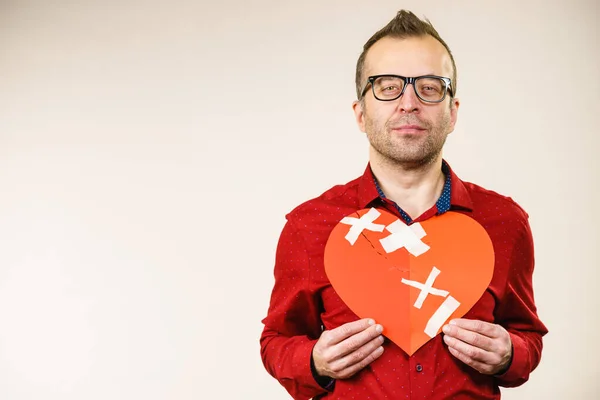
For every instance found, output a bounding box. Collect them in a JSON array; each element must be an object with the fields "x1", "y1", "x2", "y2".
[{"x1": 416, "y1": 364, "x2": 423, "y2": 372}]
